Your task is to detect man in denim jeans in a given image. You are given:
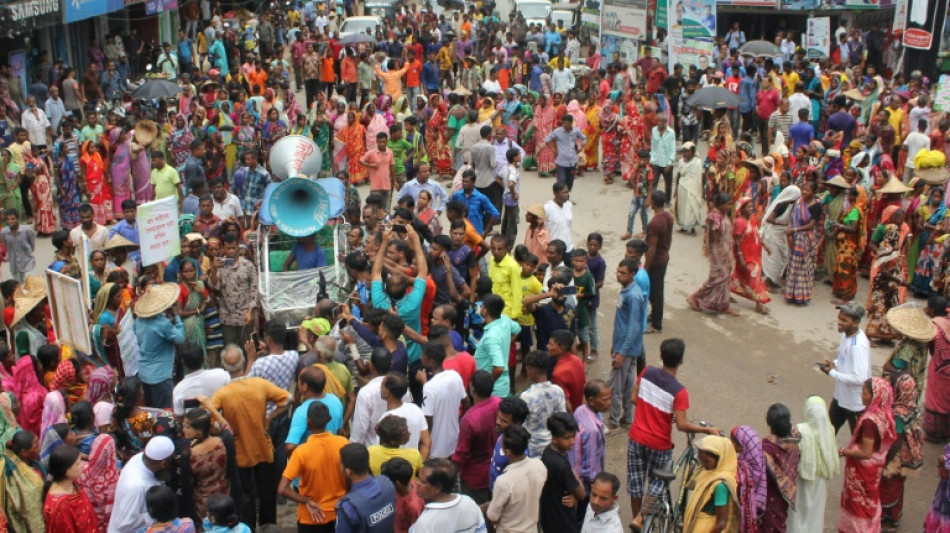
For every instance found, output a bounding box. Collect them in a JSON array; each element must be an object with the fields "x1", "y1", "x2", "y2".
[{"x1": 621, "y1": 149, "x2": 652, "y2": 240}]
